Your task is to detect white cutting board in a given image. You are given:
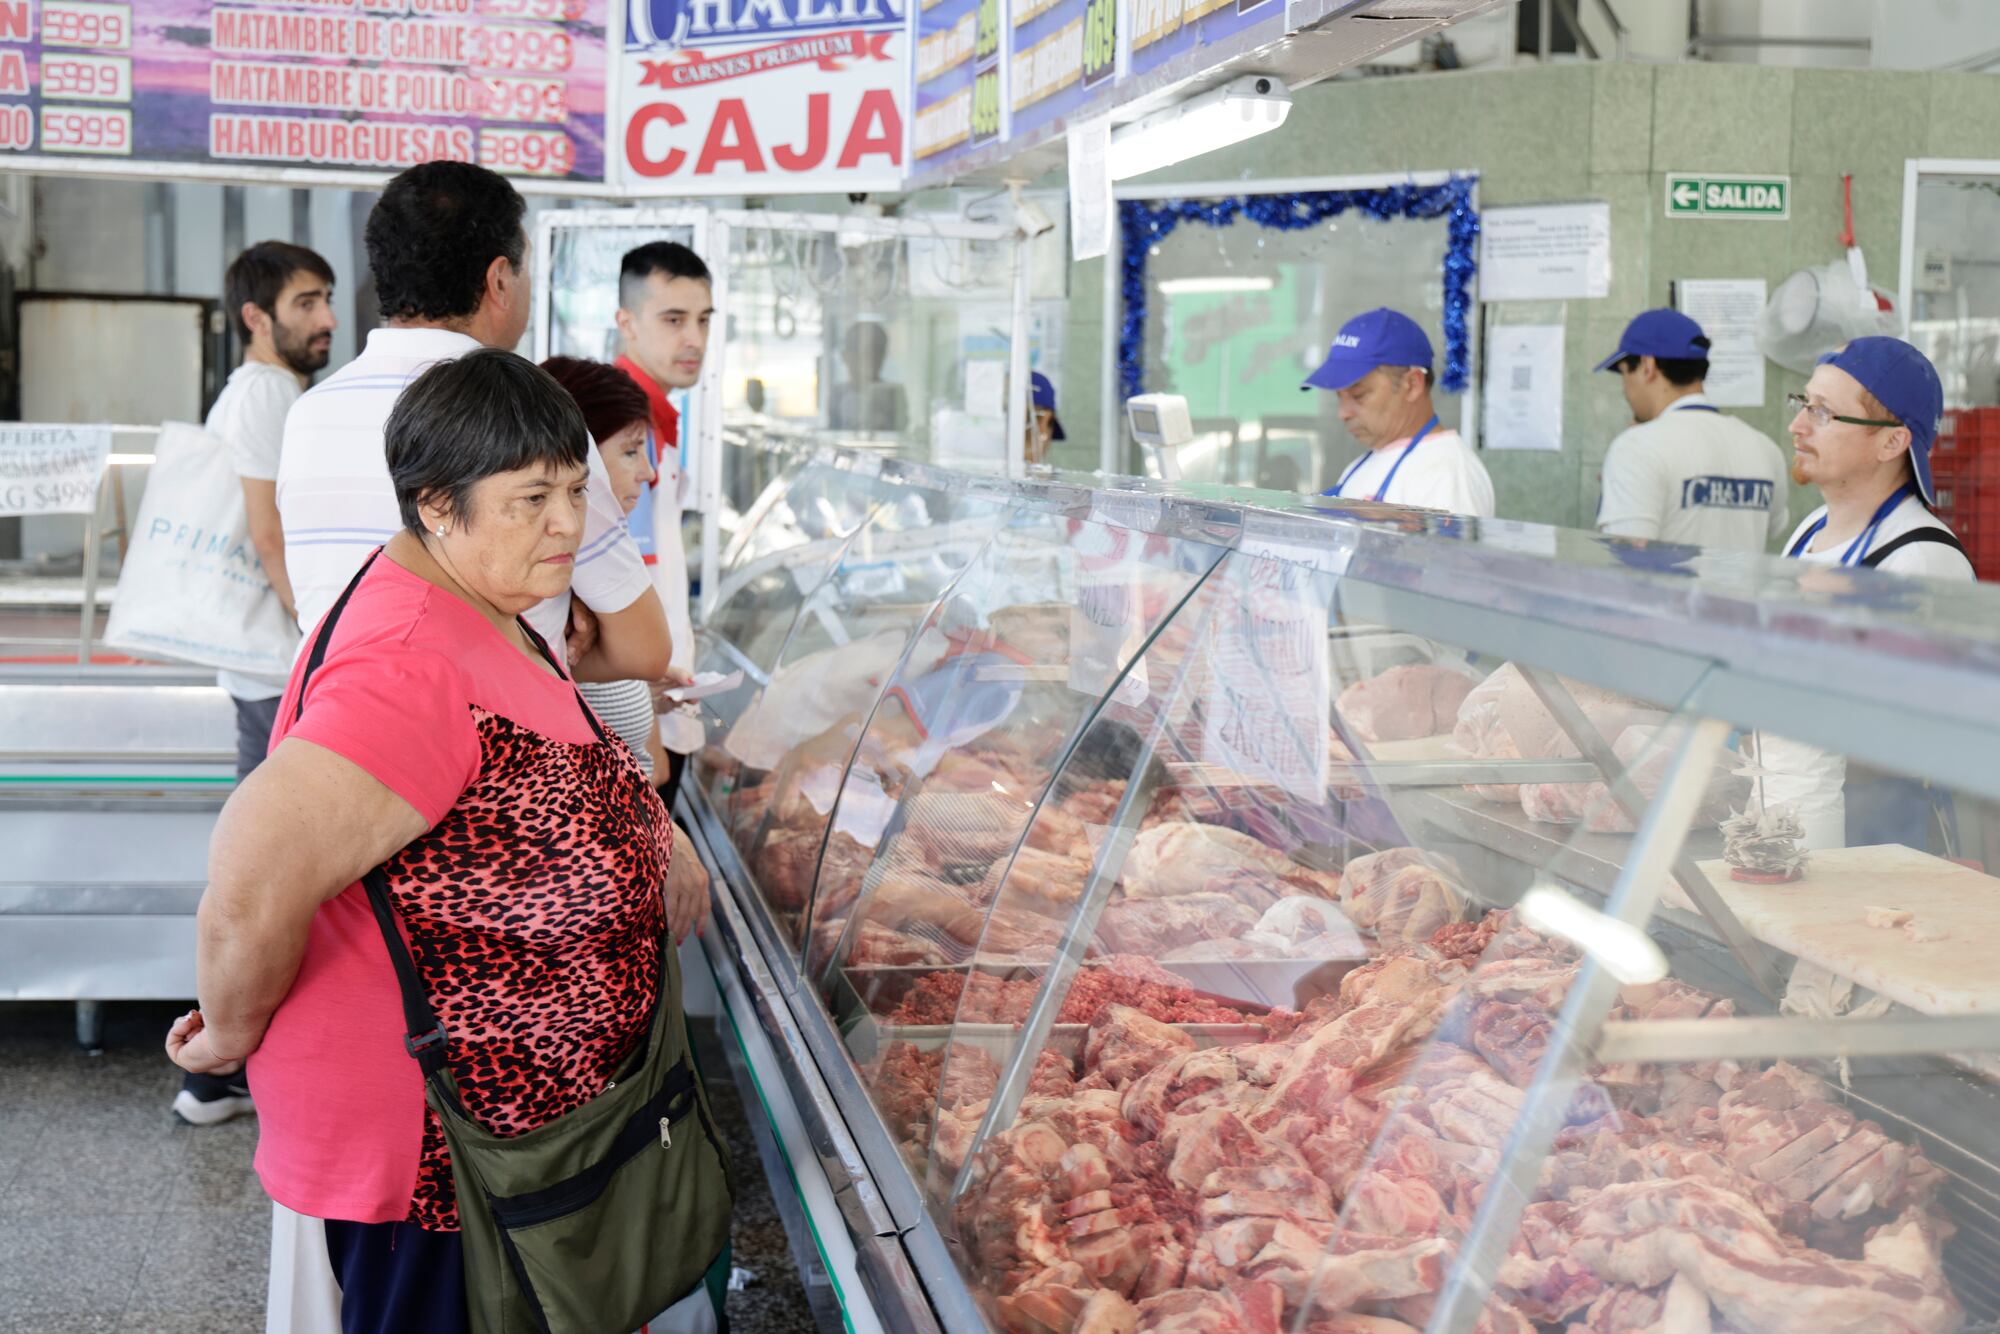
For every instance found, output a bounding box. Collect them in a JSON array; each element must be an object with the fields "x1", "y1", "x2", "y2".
[{"x1": 1661, "y1": 845, "x2": 2000, "y2": 1015}]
